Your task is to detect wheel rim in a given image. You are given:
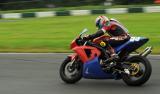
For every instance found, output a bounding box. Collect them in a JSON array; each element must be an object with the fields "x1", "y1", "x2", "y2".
[
  {"x1": 130, "y1": 63, "x2": 140, "y2": 76},
  {"x1": 128, "y1": 61, "x2": 146, "y2": 81},
  {"x1": 64, "y1": 61, "x2": 80, "y2": 79}
]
